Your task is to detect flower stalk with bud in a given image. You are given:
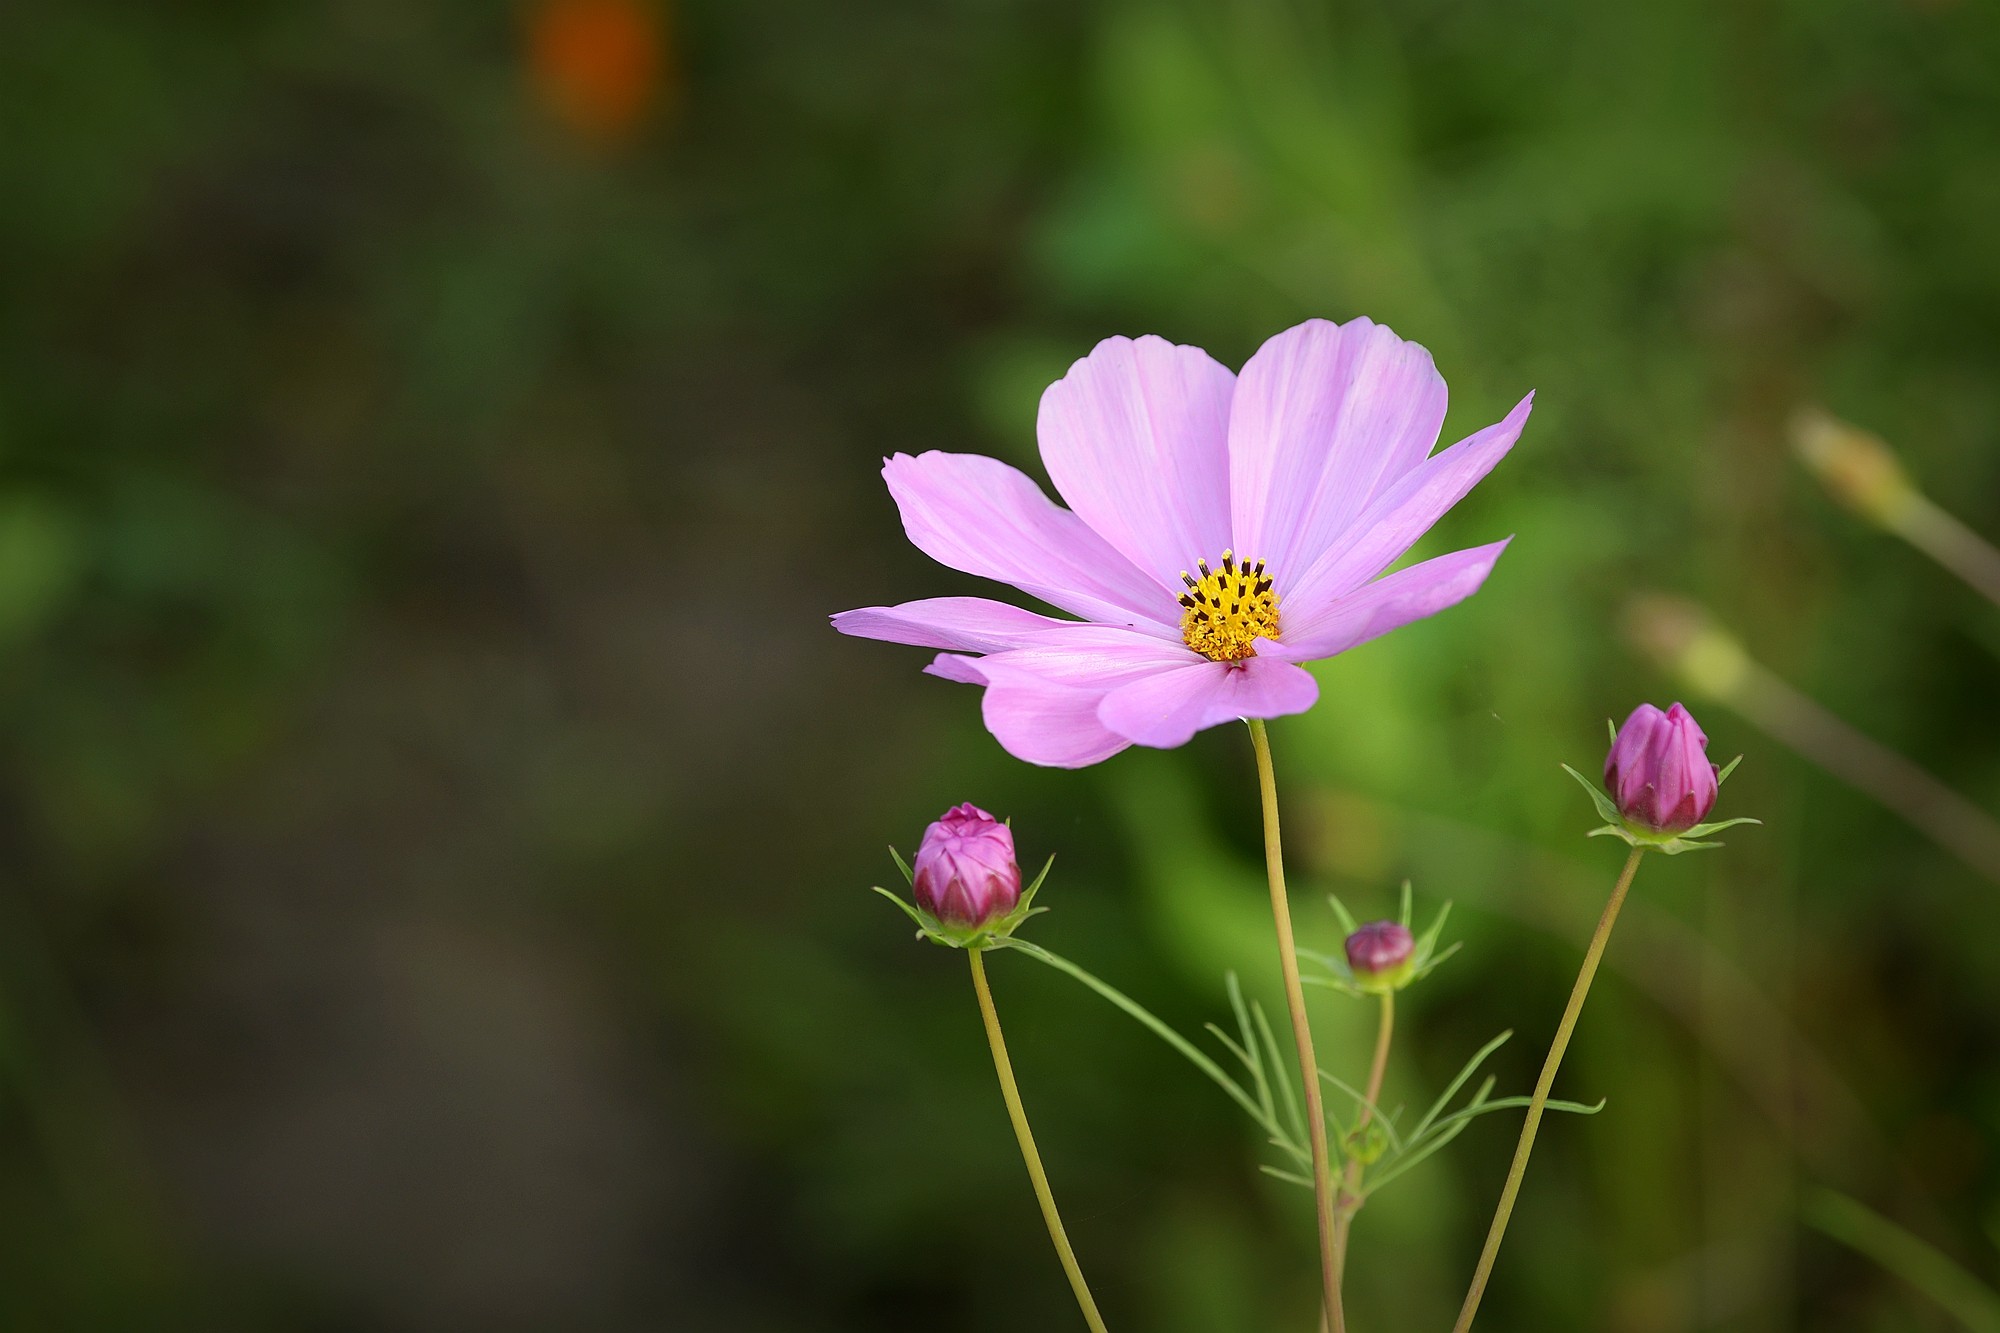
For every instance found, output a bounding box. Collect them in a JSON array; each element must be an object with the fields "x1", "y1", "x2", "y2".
[
  {"x1": 1453, "y1": 704, "x2": 1756, "y2": 1333},
  {"x1": 1295, "y1": 885, "x2": 1458, "y2": 1327},
  {"x1": 1328, "y1": 920, "x2": 1405, "y2": 1322},
  {"x1": 876, "y1": 805, "x2": 1107, "y2": 1333}
]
